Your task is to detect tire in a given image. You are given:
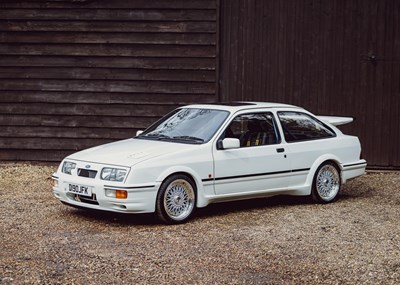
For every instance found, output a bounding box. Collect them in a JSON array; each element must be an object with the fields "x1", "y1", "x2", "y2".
[
  {"x1": 311, "y1": 162, "x2": 341, "y2": 203},
  {"x1": 156, "y1": 174, "x2": 196, "y2": 224}
]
